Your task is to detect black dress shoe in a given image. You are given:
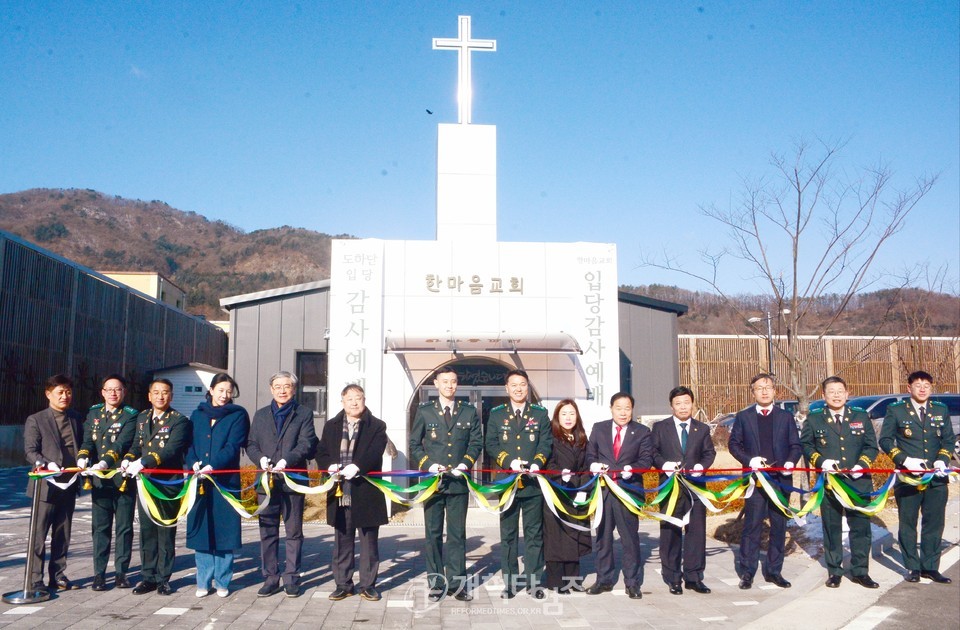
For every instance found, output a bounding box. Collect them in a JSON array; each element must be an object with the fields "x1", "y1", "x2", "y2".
[
  {"x1": 825, "y1": 575, "x2": 841, "y2": 588},
  {"x1": 849, "y1": 575, "x2": 879, "y2": 589},
  {"x1": 669, "y1": 582, "x2": 683, "y2": 595},
  {"x1": 585, "y1": 582, "x2": 613, "y2": 595},
  {"x1": 285, "y1": 584, "x2": 301, "y2": 598},
  {"x1": 157, "y1": 582, "x2": 173, "y2": 596},
  {"x1": 454, "y1": 590, "x2": 473, "y2": 601},
  {"x1": 115, "y1": 574, "x2": 131, "y2": 589},
  {"x1": 920, "y1": 570, "x2": 952, "y2": 584},
  {"x1": 530, "y1": 588, "x2": 546, "y2": 600},
  {"x1": 91, "y1": 575, "x2": 108, "y2": 591},
  {"x1": 359, "y1": 587, "x2": 381, "y2": 601},
  {"x1": 626, "y1": 585, "x2": 642, "y2": 599},
  {"x1": 500, "y1": 588, "x2": 516, "y2": 599},
  {"x1": 428, "y1": 589, "x2": 444, "y2": 602},
  {"x1": 738, "y1": 576, "x2": 753, "y2": 590},
  {"x1": 132, "y1": 581, "x2": 158, "y2": 595},
  {"x1": 257, "y1": 582, "x2": 282, "y2": 597},
  {"x1": 329, "y1": 586, "x2": 354, "y2": 601},
  {"x1": 685, "y1": 580, "x2": 711, "y2": 594},
  {"x1": 53, "y1": 575, "x2": 75, "y2": 591},
  {"x1": 764, "y1": 573, "x2": 791, "y2": 588},
  {"x1": 905, "y1": 570, "x2": 921, "y2": 583}
]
